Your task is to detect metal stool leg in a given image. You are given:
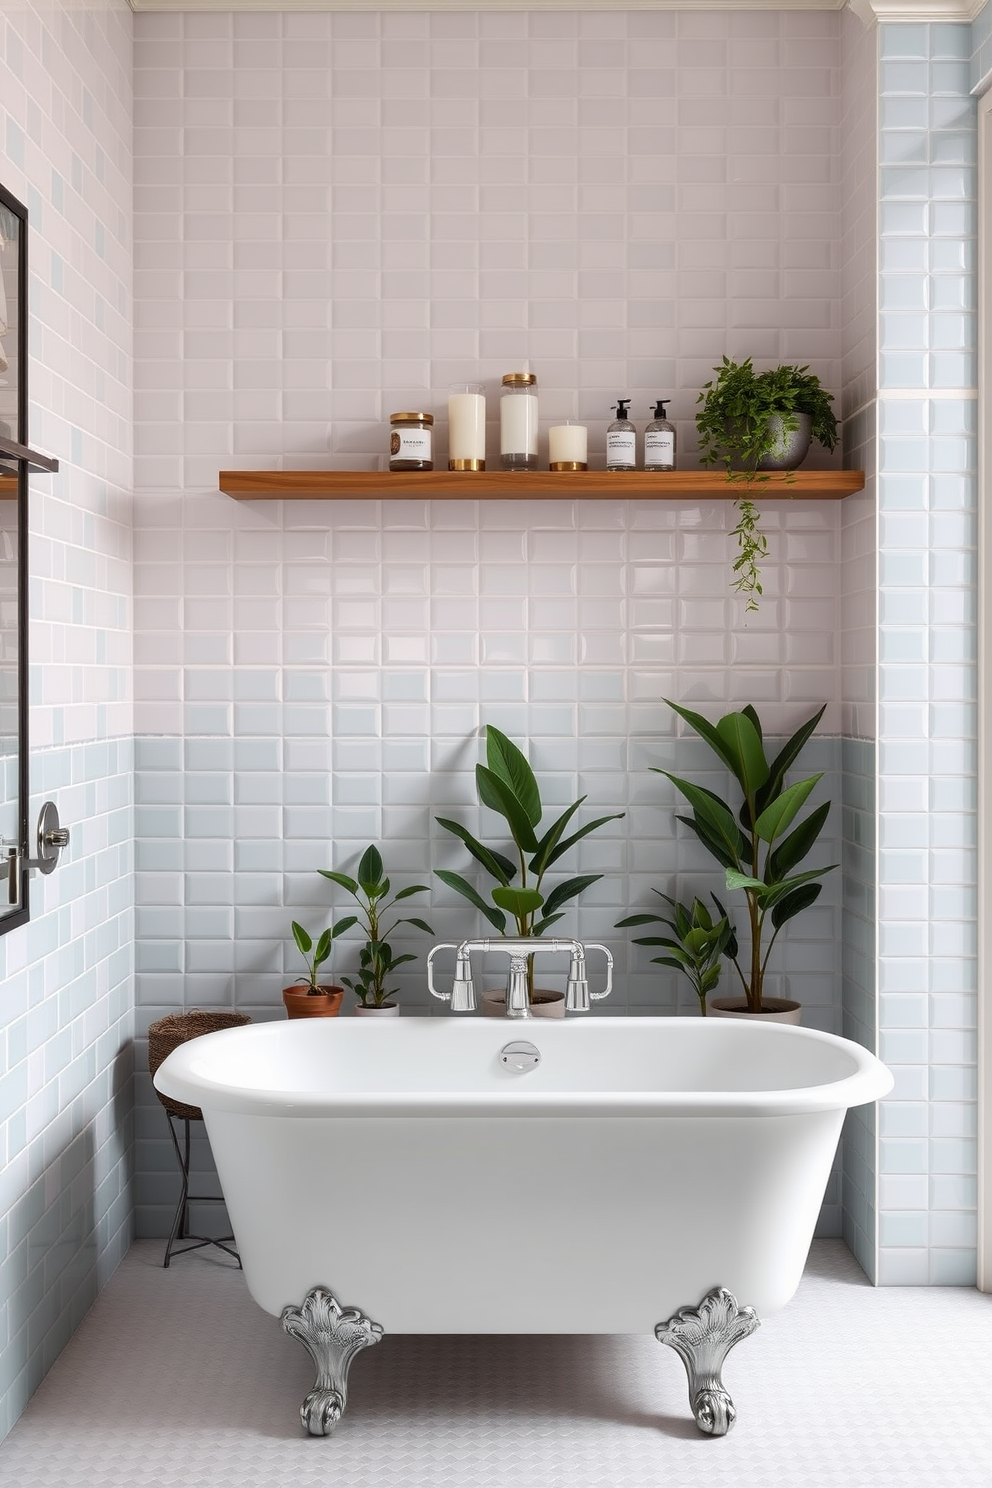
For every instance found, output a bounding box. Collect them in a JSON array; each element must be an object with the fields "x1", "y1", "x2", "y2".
[{"x1": 162, "y1": 1111, "x2": 241, "y2": 1269}]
